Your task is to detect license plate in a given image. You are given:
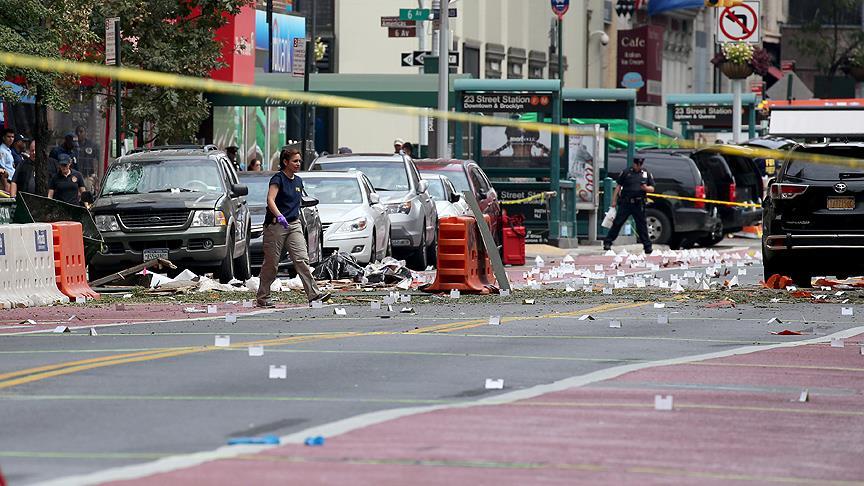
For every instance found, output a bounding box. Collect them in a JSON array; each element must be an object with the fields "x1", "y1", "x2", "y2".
[
  {"x1": 143, "y1": 248, "x2": 169, "y2": 261},
  {"x1": 827, "y1": 197, "x2": 855, "y2": 210}
]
